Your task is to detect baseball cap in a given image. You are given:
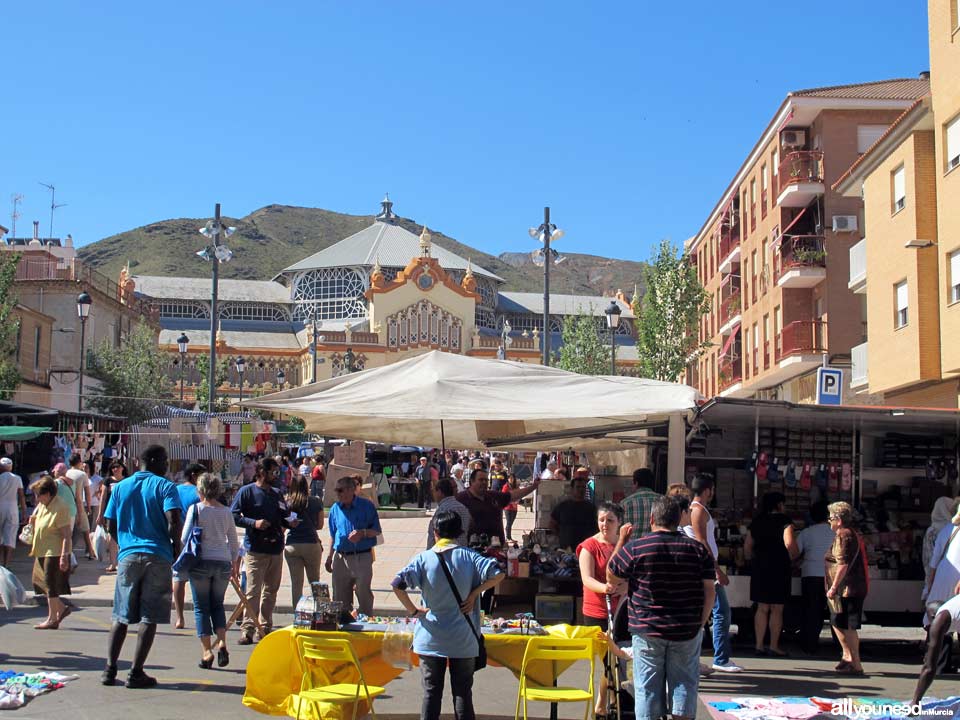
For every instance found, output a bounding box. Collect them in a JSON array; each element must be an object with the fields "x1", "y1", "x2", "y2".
[{"x1": 0, "y1": 457, "x2": 12, "y2": 467}]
